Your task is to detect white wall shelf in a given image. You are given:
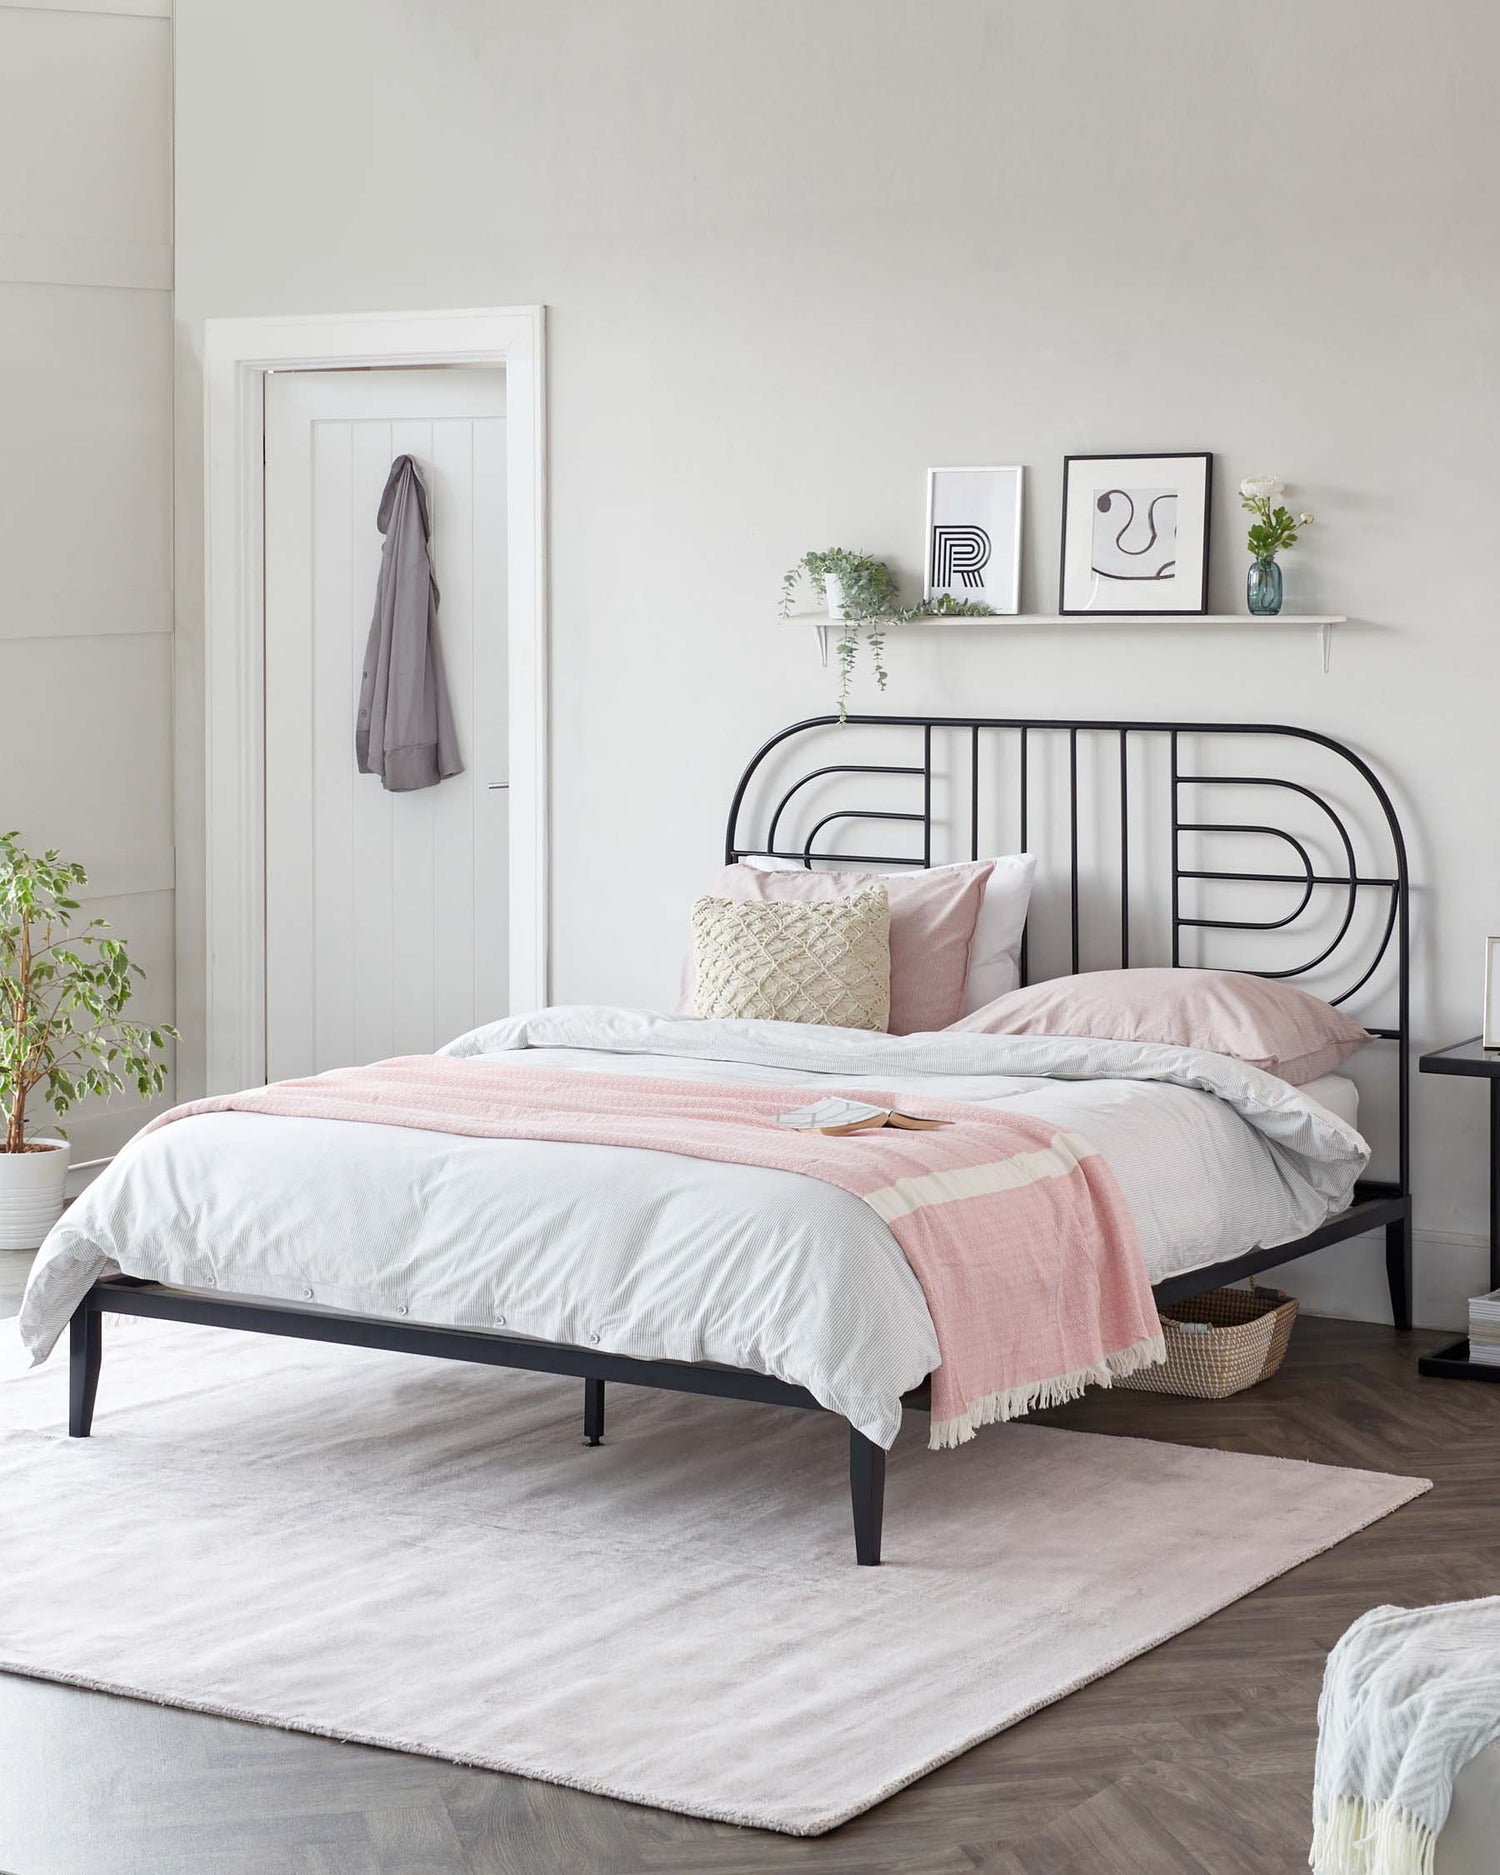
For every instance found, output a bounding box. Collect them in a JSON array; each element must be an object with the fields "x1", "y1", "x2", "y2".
[{"x1": 798, "y1": 613, "x2": 1348, "y2": 673}]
